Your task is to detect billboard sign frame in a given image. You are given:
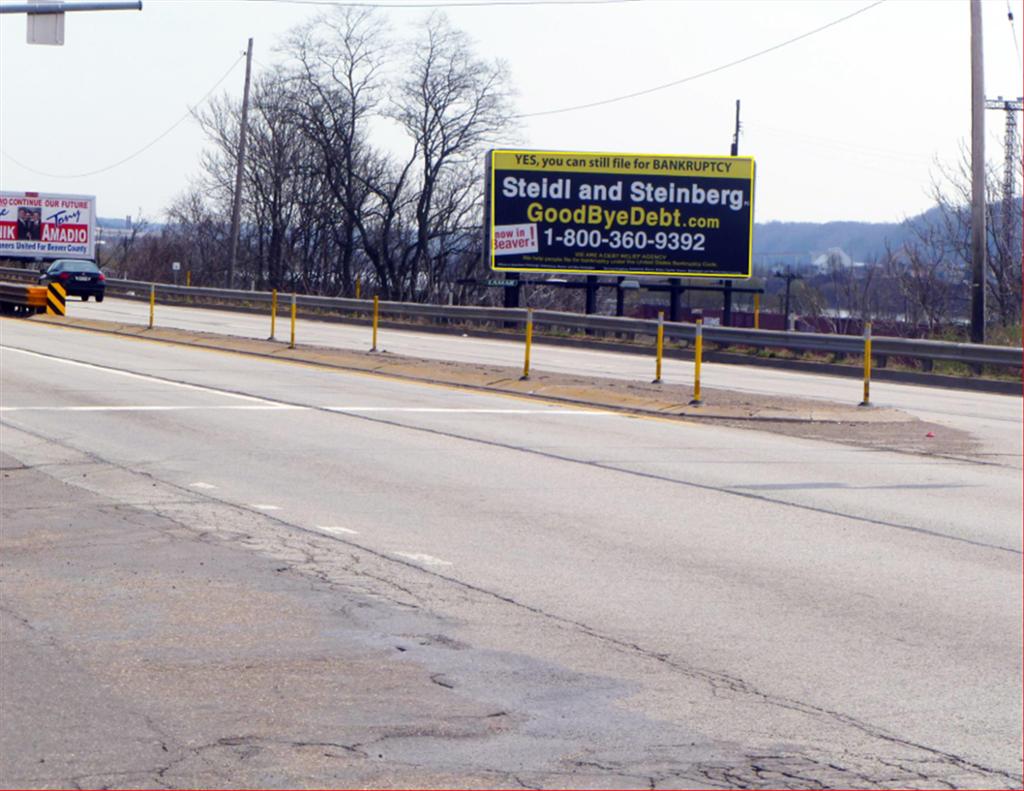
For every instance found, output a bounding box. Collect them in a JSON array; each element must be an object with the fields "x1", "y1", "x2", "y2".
[{"x1": 485, "y1": 149, "x2": 755, "y2": 279}]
